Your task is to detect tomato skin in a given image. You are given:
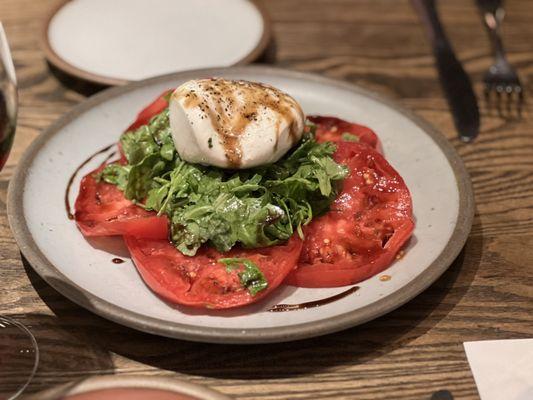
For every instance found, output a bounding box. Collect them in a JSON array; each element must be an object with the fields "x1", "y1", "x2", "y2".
[
  {"x1": 74, "y1": 165, "x2": 169, "y2": 239},
  {"x1": 309, "y1": 115, "x2": 381, "y2": 151},
  {"x1": 126, "y1": 90, "x2": 171, "y2": 132},
  {"x1": 285, "y1": 142, "x2": 414, "y2": 288},
  {"x1": 76, "y1": 91, "x2": 173, "y2": 237},
  {"x1": 125, "y1": 235, "x2": 303, "y2": 309}
]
